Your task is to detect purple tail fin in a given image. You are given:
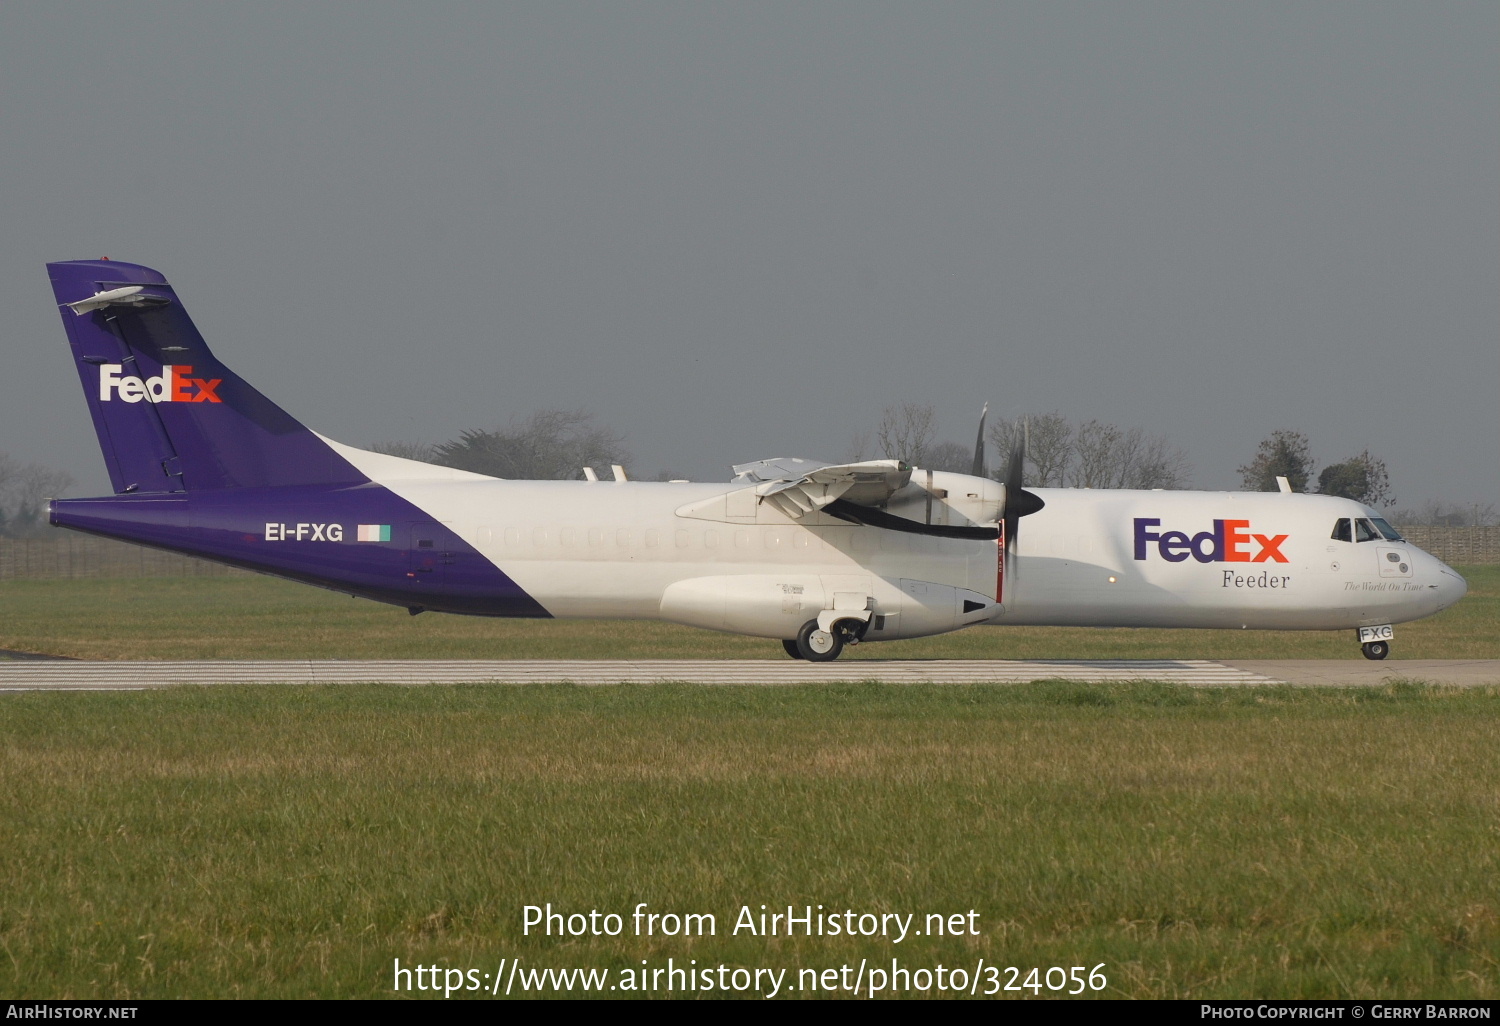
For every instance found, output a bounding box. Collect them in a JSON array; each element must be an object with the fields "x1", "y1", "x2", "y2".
[{"x1": 48, "y1": 260, "x2": 365, "y2": 493}]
